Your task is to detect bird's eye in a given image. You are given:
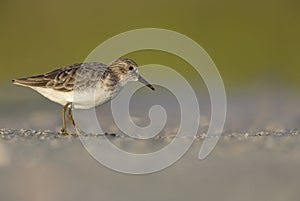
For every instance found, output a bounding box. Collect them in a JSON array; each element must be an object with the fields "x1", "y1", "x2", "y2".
[{"x1": 129, "y1": 66, "x2": 134, "y2": 71}]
